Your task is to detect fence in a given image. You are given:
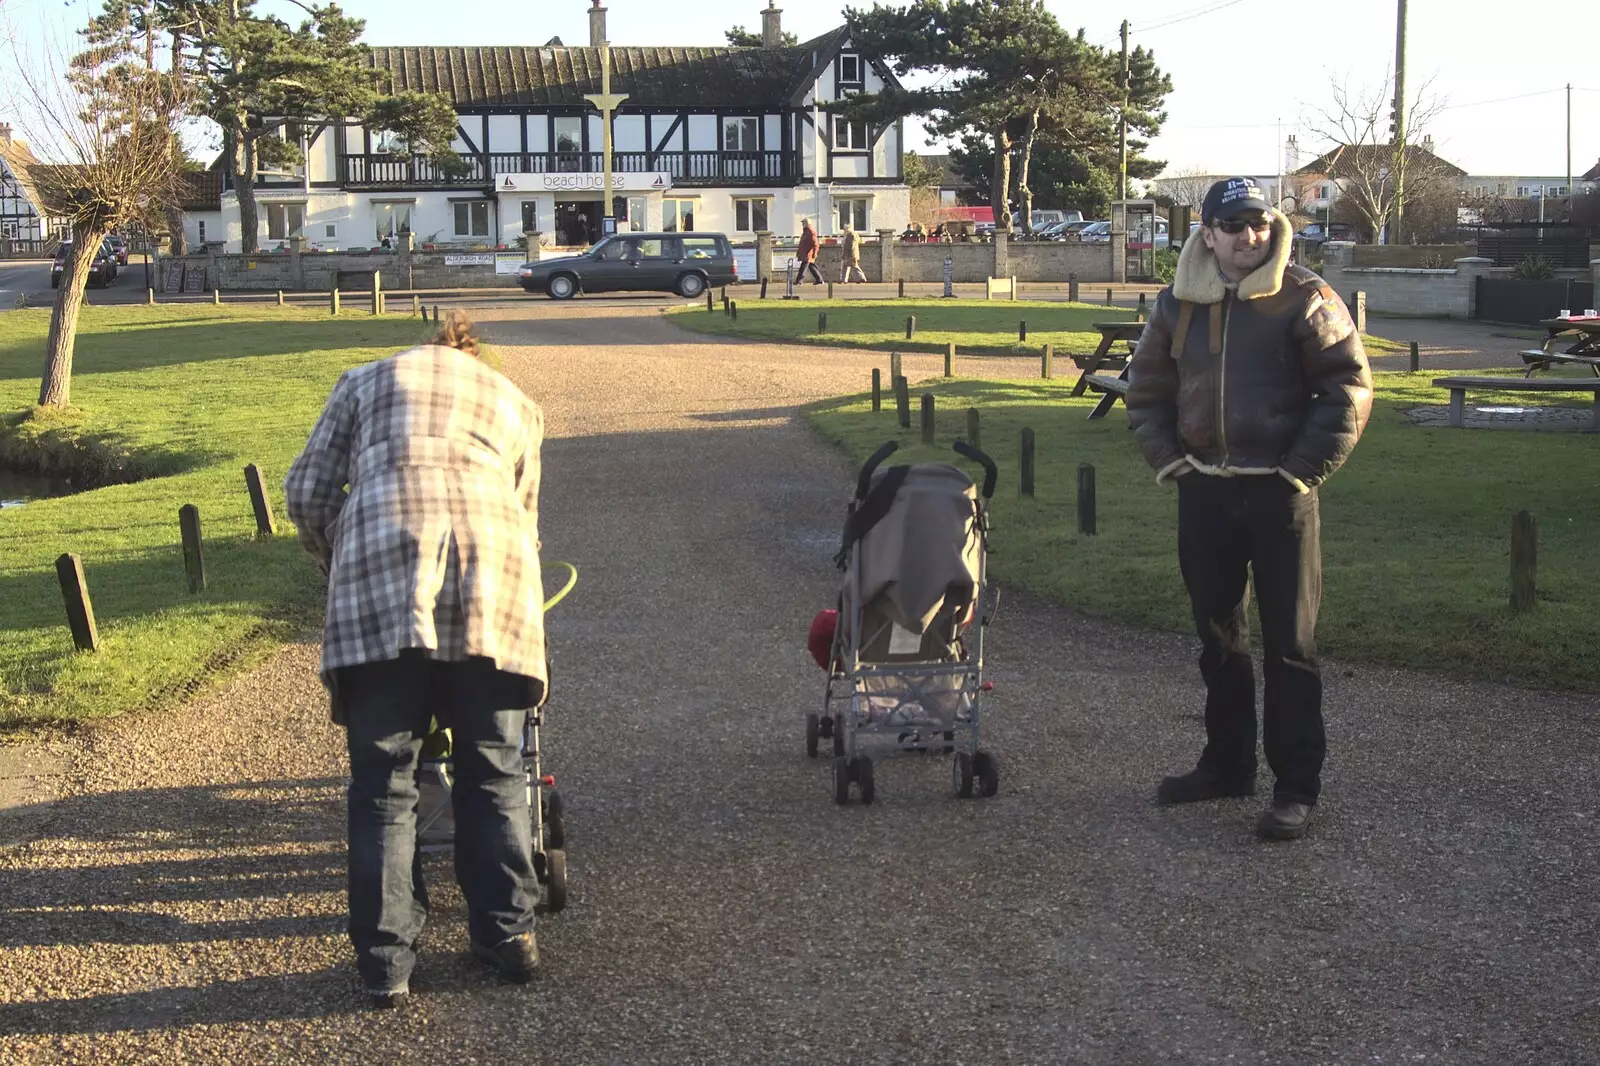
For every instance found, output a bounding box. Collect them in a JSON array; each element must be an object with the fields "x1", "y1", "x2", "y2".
[
  {"x1": 1474, "y1": 277, "x2": 1598, "y2": 326},
  {"x1": 1471, "y1": 223, "x2": 1596, "y2": 269}
]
